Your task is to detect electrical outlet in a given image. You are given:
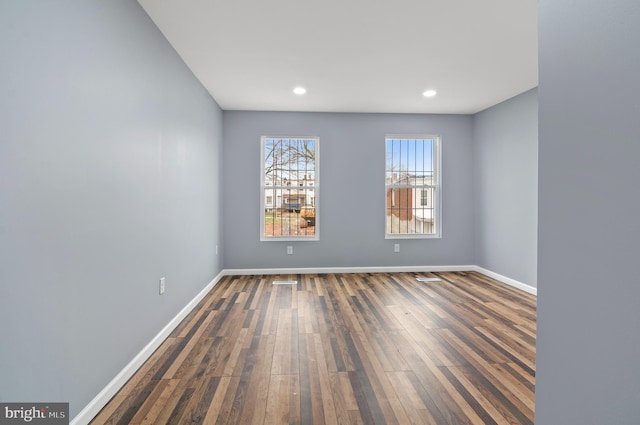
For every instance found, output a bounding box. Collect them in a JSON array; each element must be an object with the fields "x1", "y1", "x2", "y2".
[
  {"x1": 287, "y1": 246, "x2": 293, "y2": 255},
  {"x1": 159, "y1": 277, "x2": 165, "y2": 295},
  {"x1": 394, "y1": 244, "x2": 400, "y2": 253},
  {"x1": 216, "y1": 245, "x2": 218, "y2": 255}
]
